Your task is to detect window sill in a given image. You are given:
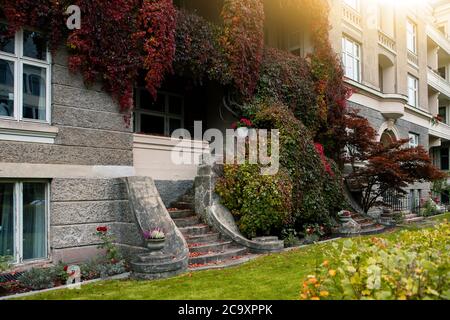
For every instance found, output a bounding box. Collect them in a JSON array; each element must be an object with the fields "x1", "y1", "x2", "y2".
[{"x1": 0, "y1": 119, "x2": 58, "y2": 144}]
